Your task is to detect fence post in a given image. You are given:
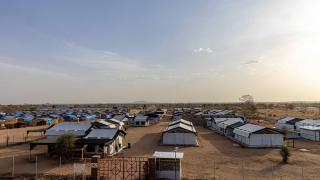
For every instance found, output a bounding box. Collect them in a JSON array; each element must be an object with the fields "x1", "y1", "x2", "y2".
[
  {"x1": 36, "y1": 156, "x2": 38, "y2": 179},
  {"x1": 272, "y1": 162, "x2": 273, "y2": 180},
  {"x1": 187, "y1": 160, "x2": 188, "y2": 180},
  {"x1": 12, "y1": 156, "x2": 14, "y2": 178},
  {"x1": 60, "y1": 157, "x2": 61, "y2": 179},
  {"x1": 91, "y1": 155, "x2": 100, "y2": 180},
  {"x1": 214, "y1": 160, "x2": 215, "y2": 180},
  {"x1": 148, "y1": 158, "x2": 156, "y2": 180},
  {"x1": 242, "y1": 162, "x2": 244, "y2": 180}
]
